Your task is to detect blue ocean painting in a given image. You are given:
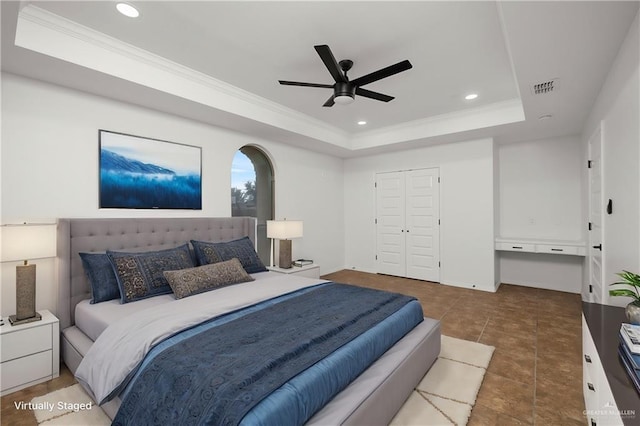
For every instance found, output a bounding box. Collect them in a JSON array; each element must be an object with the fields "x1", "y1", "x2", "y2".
[{"x1": 99, "y1": 131, "x2": 202, "y2": 209}]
